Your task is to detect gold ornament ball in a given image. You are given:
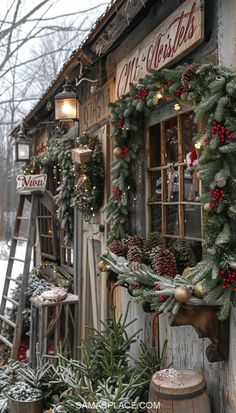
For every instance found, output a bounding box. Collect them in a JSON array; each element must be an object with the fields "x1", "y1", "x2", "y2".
[
  {"x1": 174, "y1": 285, "x2": 191, "y2": 303},
  {"x1": 194, "y1": 282, "x2": 204, "y2": 298},
  {"x1": 98, "y1": 261, "x2": 110, "y2": 272},
  {"x1": 98, "y1": 260, "x2": 106, "y2": 271},
  {"x1": 195, "y1": 171, "x2": 201, "y2": 180},
  {"x1": 203, "y1": 203, "x2": 211, "y2": 212},
  {"x1": 103, "y1": 263, "x2": 110, "y2": 272},
  {"x1": 113, "y1": 147, "x2": 123, "y2": 158}
]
